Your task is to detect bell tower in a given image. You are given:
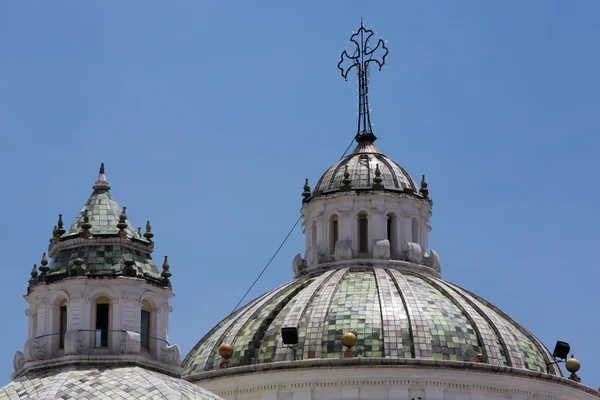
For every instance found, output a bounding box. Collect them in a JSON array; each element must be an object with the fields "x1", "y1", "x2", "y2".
[{"x1": 14, "y1": 164, "x2": 181, "y2": 379}]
